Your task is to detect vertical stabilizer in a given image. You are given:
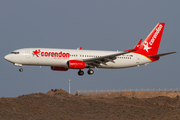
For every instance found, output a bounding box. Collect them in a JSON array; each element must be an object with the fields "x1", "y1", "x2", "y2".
[{"x1": 135, "y1": 23, "x2": 165, "y2": 60}]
